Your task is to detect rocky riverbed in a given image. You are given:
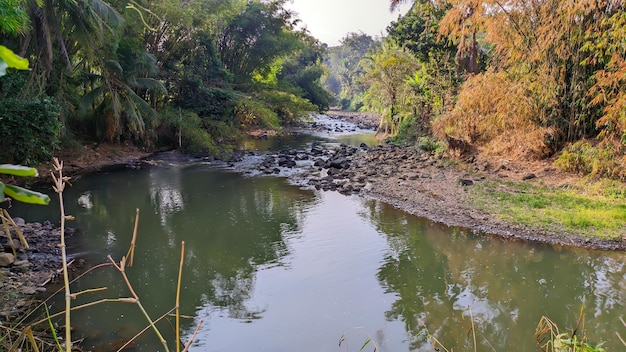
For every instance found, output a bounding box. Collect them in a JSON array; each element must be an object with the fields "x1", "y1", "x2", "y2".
[
  {"x1": 228, "y1": 141, "x2": 625, "y2": 251},
  {"x1": 1, "y1": 111, "x2": 624, "y2": 327},
  {"x1": 0, "y1": 218, "x2": 78, "y2": 321}
]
